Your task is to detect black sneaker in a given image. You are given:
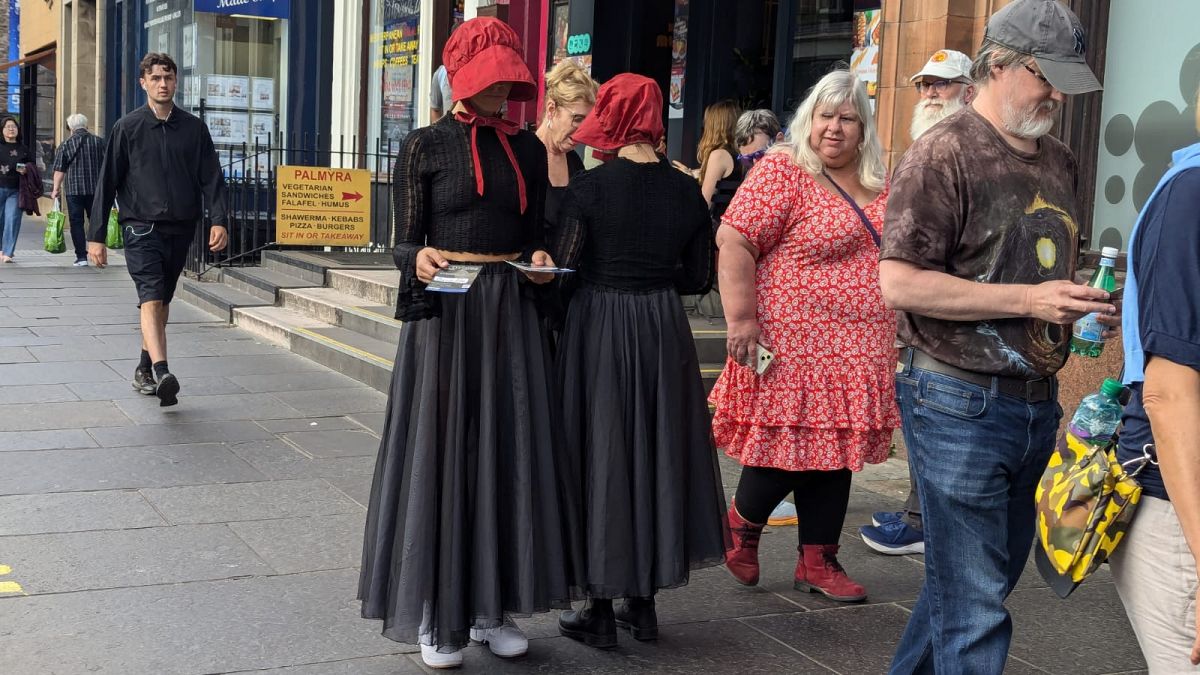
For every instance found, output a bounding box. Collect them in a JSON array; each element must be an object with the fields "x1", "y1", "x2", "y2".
[
  {"x1": 156, "y1": 373, "x2": 180, "y2": 407},
  {"x1": 132, "y1": 368, "x2": 158, "y2": 395}
]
